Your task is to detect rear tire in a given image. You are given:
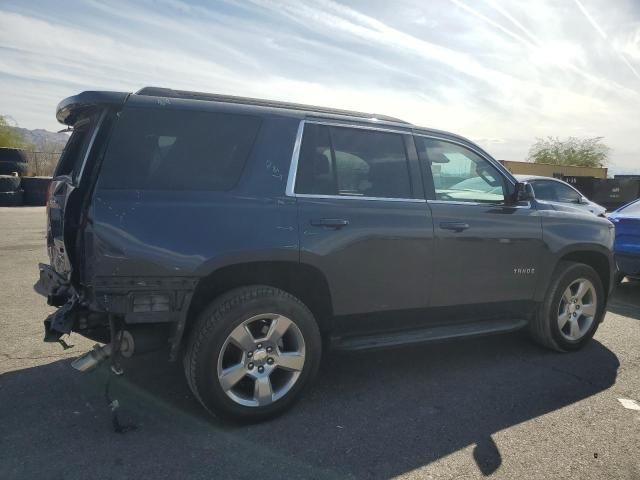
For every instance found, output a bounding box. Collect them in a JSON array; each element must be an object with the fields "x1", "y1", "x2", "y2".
[
  {"x1": 0, "y1": 175, "x2": 21, "y2": 191},
  {"x1": 183, "y1": 285, "x2": 321, "y2": 422},
  {"x1": 0, "y1": 190, "x2": 24, "y2": 207},
  {"x1": 529, "y1": 261, "x2": 605, "y2": 351}
]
